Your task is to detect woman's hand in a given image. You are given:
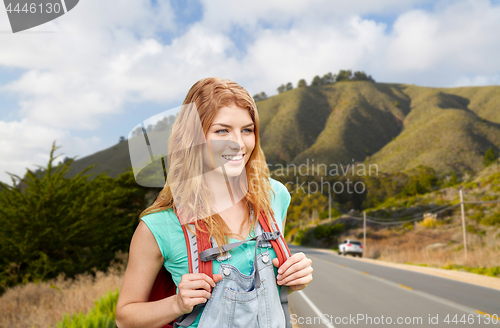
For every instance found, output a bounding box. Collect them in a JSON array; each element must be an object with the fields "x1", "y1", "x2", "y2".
[
  {"x1": 175, "y1": 273, "x2": 224, "y2": 314},
  {"x1": 273, "y1": 252, "x2": 313, "y2": 292}
]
